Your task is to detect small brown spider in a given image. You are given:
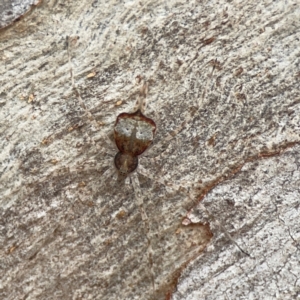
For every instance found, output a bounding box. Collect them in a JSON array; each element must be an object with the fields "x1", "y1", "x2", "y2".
[{"x1": 114, "y1": 106, "x2": 156, "y2": 176}]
